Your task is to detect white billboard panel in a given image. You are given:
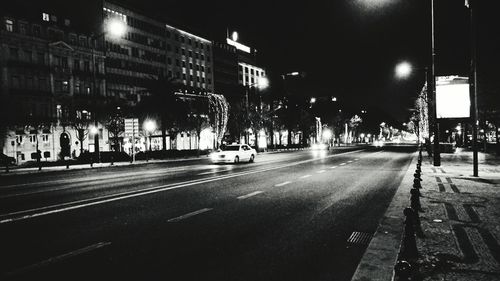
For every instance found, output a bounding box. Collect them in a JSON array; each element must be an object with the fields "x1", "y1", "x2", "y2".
[{"x1": 436, "y1": 76, "x2": 470, "y2": 119}]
